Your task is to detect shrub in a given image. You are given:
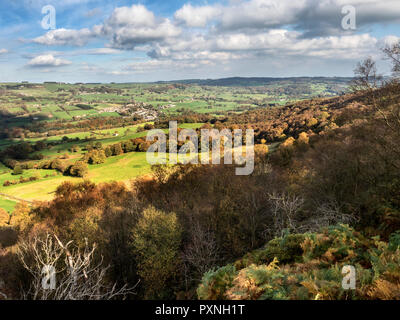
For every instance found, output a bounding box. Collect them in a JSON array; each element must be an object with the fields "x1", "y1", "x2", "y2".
[
  {"x1": 104, "y1": 147, "x2": 112, "y2": 157},
  {"x1": 84, "y1": 150, "x2": 106, "y2": 164},
  {"x1": 121, "y1": 140, "x2": 135, "y2": 153},
  {"x1": 12, "y1": 166, "x2": 23, "y2": 175},
  {"x1": 68, "y1": 161, "x2": 88, "y2": 177},
  {"x1": 111, "y1": 143, "x2": 123, "y2": 156},
  {"x1": 197, "y1": 265, "x2": 237, "y2": 300},
  {"x1": 197, "y1": 225, "x2": 400, "y2": 300},
  {"x1": 296, "y1": 132, "x2": 309, "y2": 145},
  {"x1": 50, "y1": 159, "x2": 66, "y2": 173}
]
